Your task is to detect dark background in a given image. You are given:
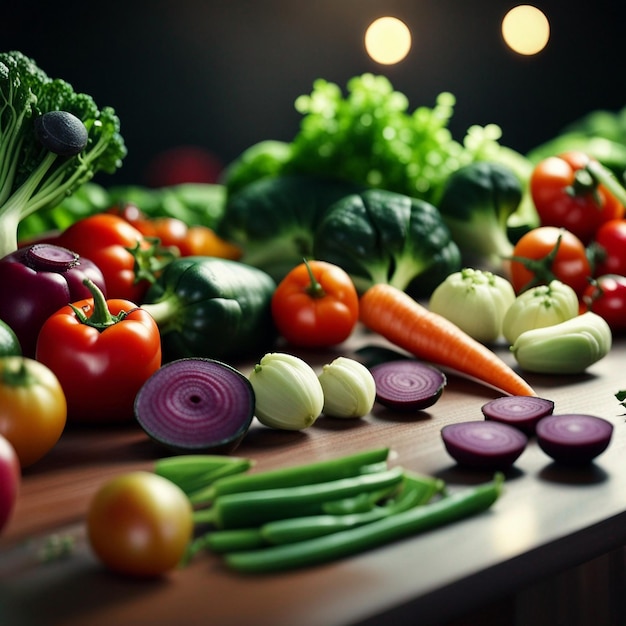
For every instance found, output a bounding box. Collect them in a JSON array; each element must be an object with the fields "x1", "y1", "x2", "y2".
[{"x1": 3, "y1": 0, "x2": 625, "y2": 185}]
